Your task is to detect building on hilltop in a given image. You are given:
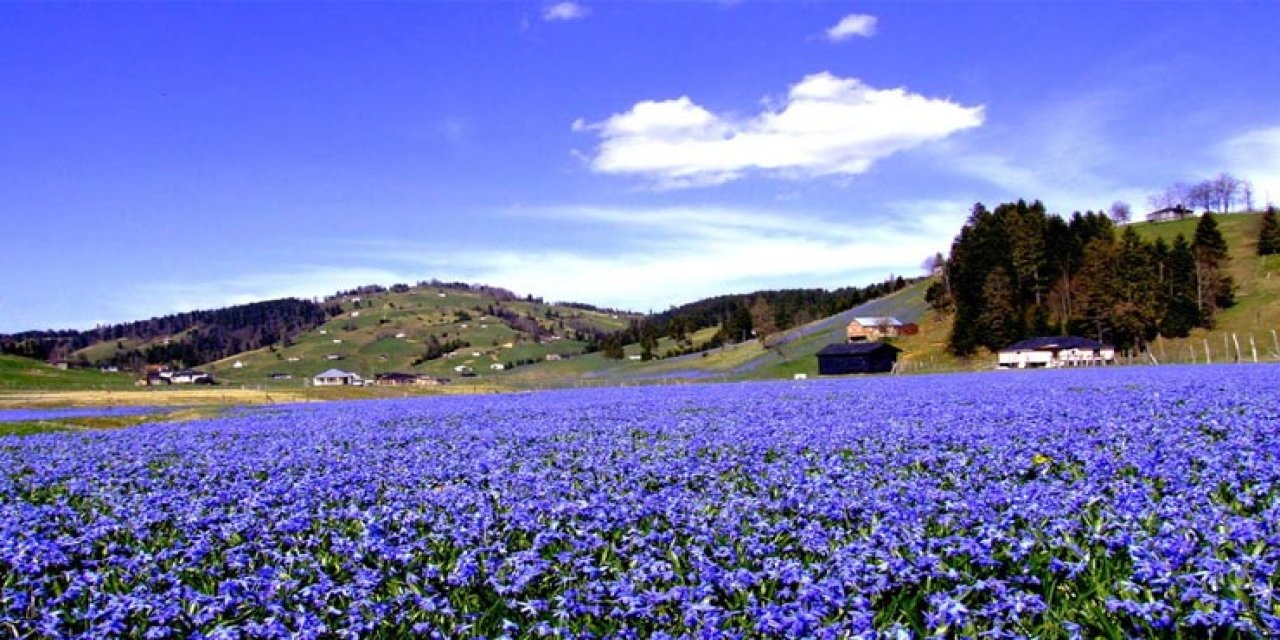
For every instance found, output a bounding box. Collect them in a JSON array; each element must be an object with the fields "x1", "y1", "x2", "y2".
[
  {"x1": 1145, "y1": 205, "x2": 1196, "y2": 223},
  {"x1": 817, "y1": 342, "x2": 901, "y2": 375},
  {"x1": 846, "y1": 317, "x2": 918, "y2": 342},
  {"x1": 997, "y1": 336, "x2": 1115, "y2": 369}
]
